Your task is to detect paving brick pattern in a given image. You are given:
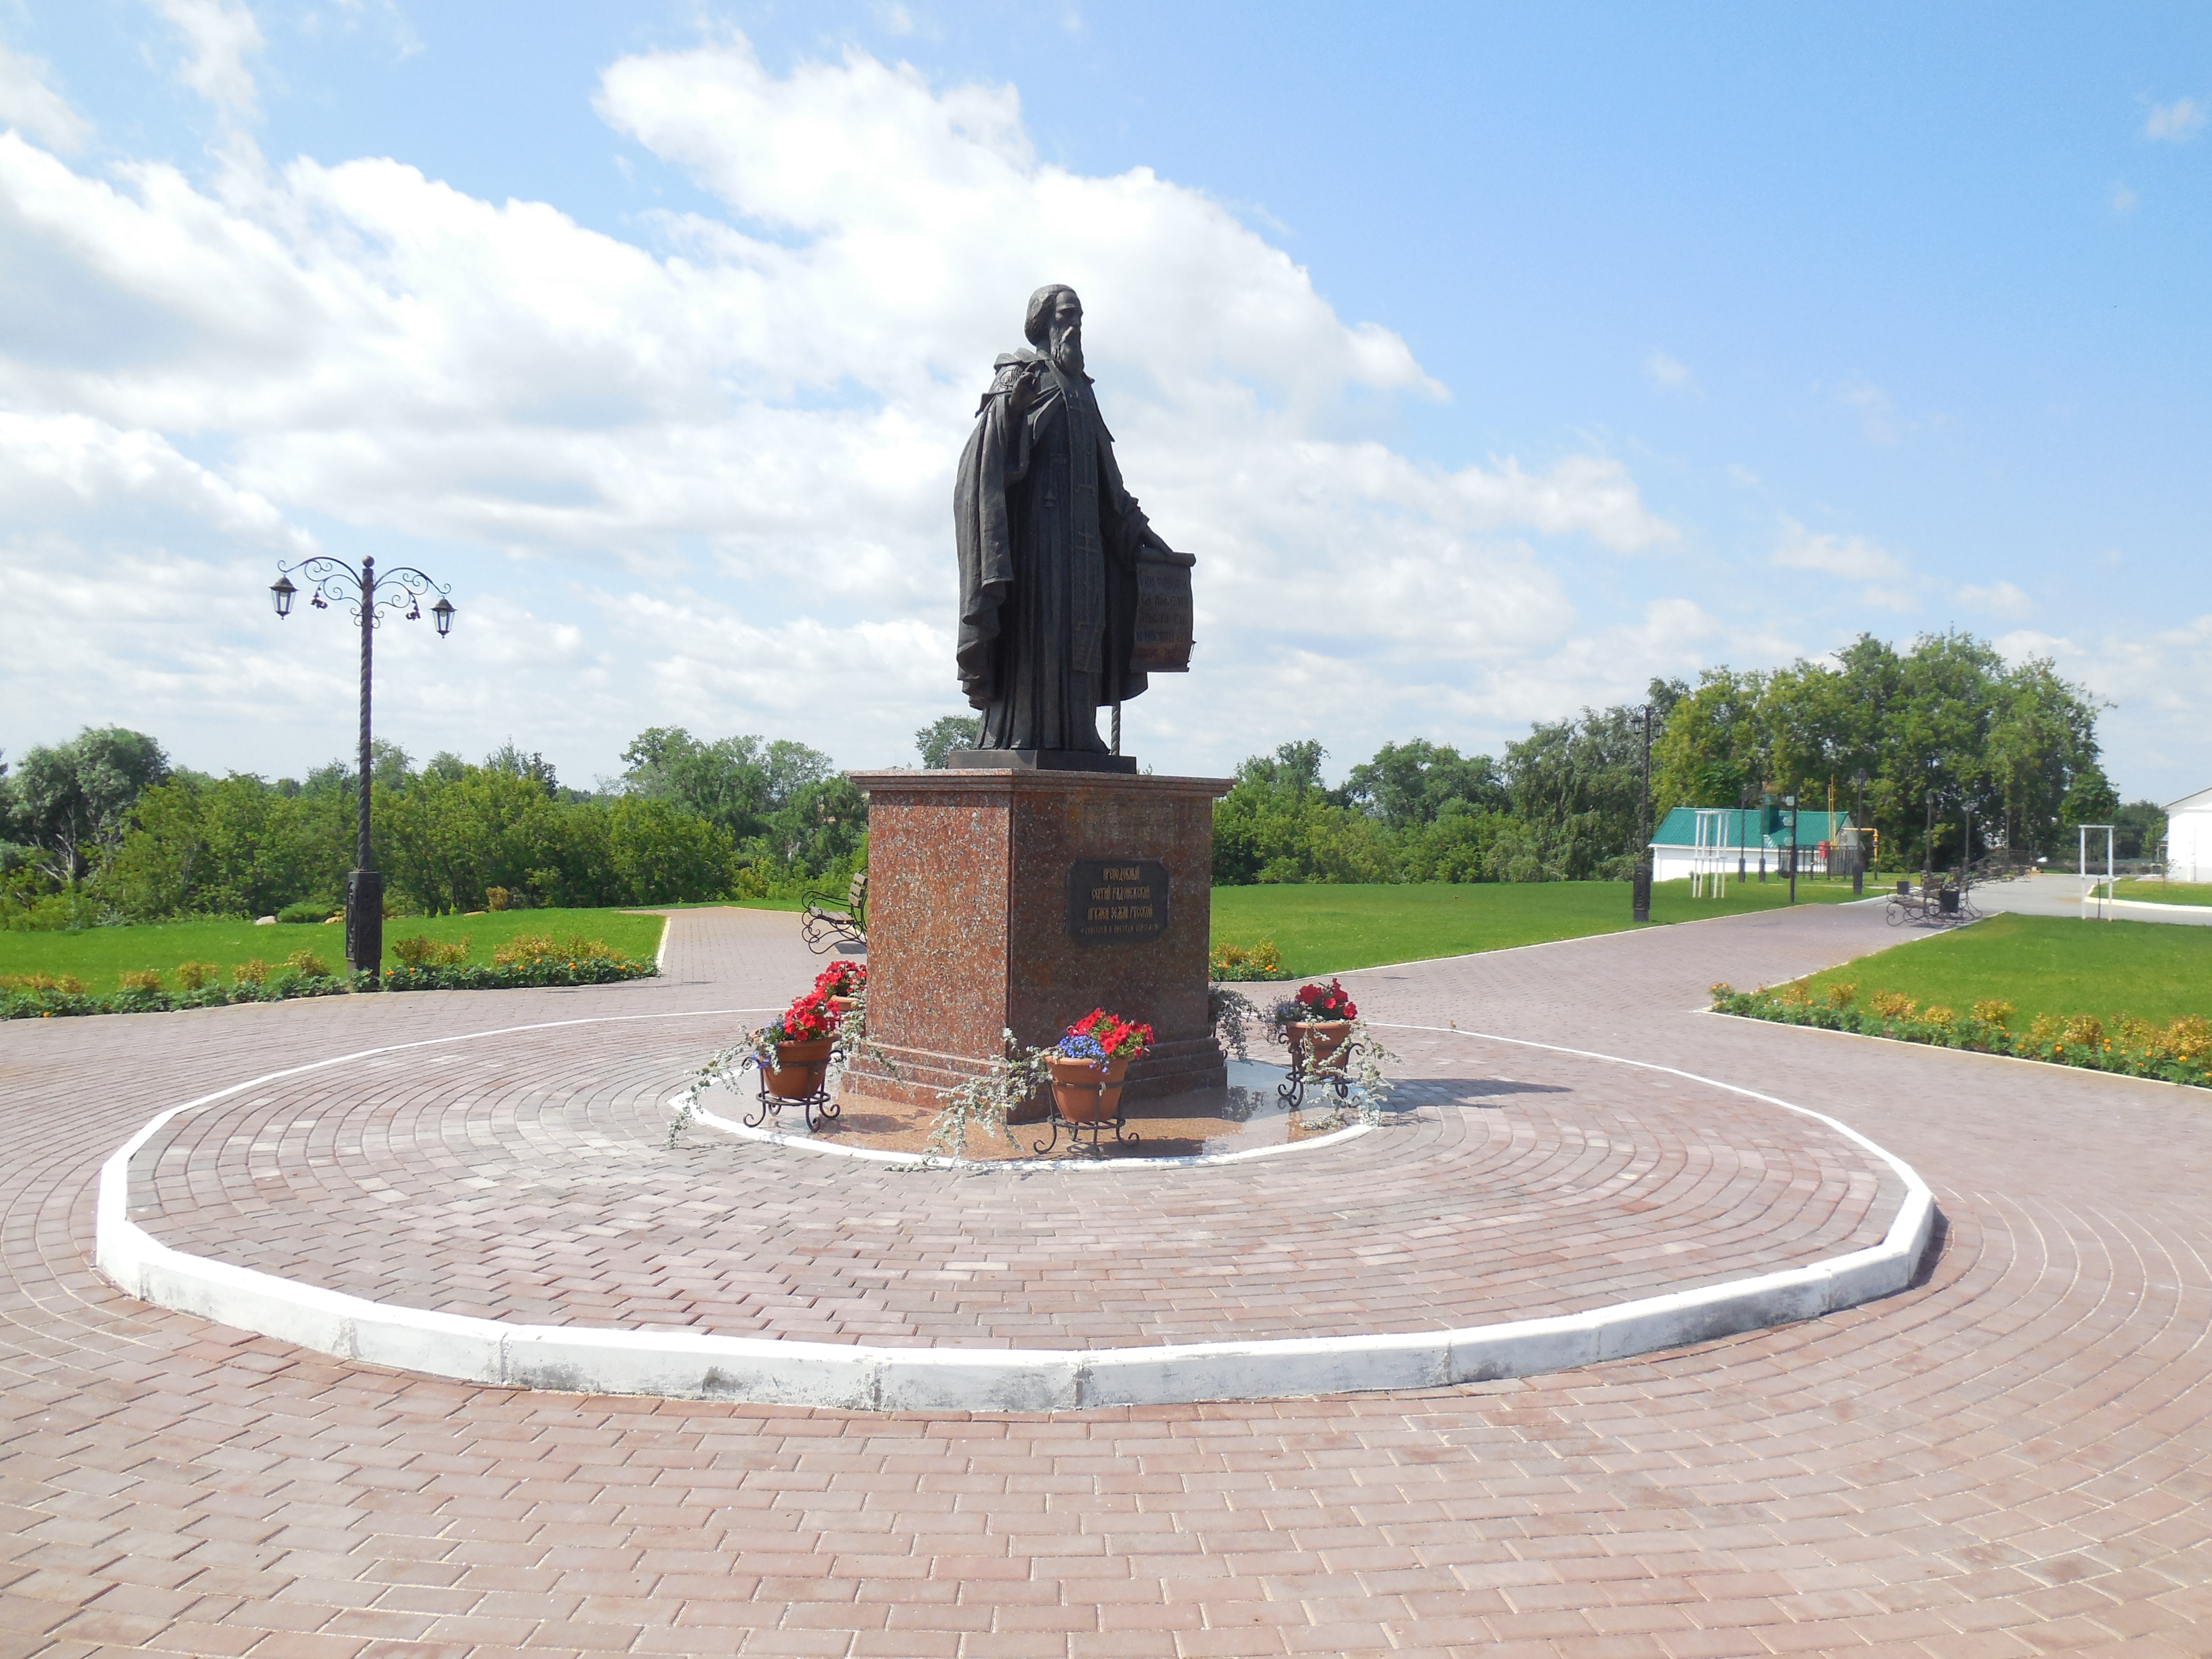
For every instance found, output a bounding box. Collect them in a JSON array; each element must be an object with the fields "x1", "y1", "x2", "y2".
[
  {"x1": 4, "y1": 900, "x2": 2210, "y2": 1655},
  {"x1": 126, "y1": 1020, "x2": 1897, "y2": 1346}
]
